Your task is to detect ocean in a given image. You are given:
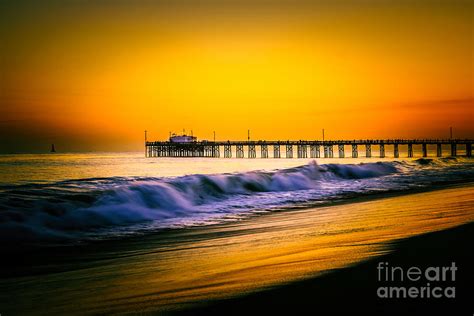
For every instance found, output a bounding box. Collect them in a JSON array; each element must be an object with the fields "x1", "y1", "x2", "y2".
[
  {"x1": 0, "y1": 152, "x2": 473, "y2": 245},
  {"x1": 1, "y1": 152, "x2": 474, "y2": 314}
]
